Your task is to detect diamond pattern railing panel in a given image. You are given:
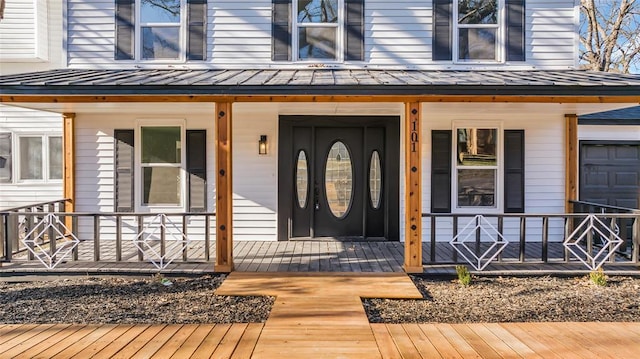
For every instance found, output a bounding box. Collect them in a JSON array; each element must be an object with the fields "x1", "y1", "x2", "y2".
[
  {"x1": 563, "y1": 214, "x2": 624, "y2": 270},
  {"x1": 133, "y1": 214, "x2": 191, "y2": 270},
  {"x1": 449, "y1": 215, "x2": 509, "y2": 271},
  {"x1": 21, "y1": 213, "x2": 81, "y2": 269}
]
